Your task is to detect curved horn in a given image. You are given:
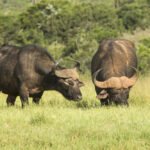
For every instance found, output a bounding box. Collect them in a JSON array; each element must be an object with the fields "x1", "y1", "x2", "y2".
[
  {"x1": 121, "y1": 67, "x2": 138, "y2": 88},
  {"x1": 93, "y1": 67, "x2": 138, "y2": 89},
  {"x1": 92, "y1": 69, "x2": 110, "y2": 88},
  {"x1": 120, "y1": 75, "x2": 137, "y2": 88}
]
